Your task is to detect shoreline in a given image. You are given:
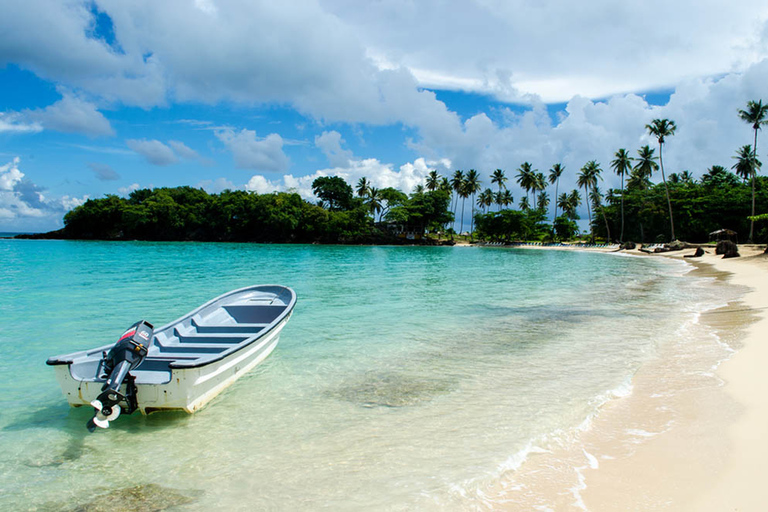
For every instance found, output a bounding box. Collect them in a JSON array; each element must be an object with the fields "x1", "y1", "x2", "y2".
[{"x1": 491, "y1": 243, "x2": 768, "y2": 510}]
